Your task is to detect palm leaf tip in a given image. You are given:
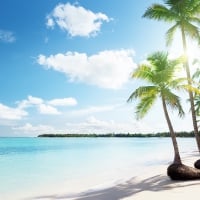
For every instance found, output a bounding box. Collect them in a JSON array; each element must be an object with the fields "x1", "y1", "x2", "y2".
[
  {"x1": 142, "y1": 4, "x2": 161, "y2": 19},
  {"x1": 166, "y1": 24, "x2": 179, "y2": 46},
  {"x1": 164, "y1": 91, "x2": 185, "y2": 118},
  {"x1": 143, "y1": 4, "x2": 173, "y2": 22},
  {"x1": 127, "y1": 91, "x2": 137, "y2": 103}
]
